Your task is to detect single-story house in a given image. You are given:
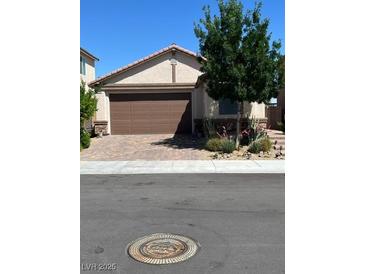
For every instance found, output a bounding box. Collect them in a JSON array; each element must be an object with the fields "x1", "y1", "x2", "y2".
[{"x1": 89, "y1": 44, "x2": 267, "y2": 135}]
